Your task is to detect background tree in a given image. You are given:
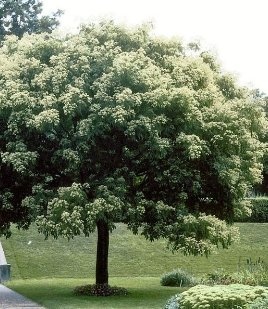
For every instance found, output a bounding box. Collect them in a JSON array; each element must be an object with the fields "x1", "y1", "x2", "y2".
[
  {"x1": 263, "y1": 96, "x2": 268, "y2": 193},
  {"x1": 0, "y1": 0, "x2": 62, "y2": 42},
  {"x1": 259, "y1": 95, "x2": 268, "y2": 194},
  {"x1": 0, "y1": 22, "x2": 266, "y2": 293},
  {"x1": 249, "y1": 90, "x2": 268, "y2": 195}
]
